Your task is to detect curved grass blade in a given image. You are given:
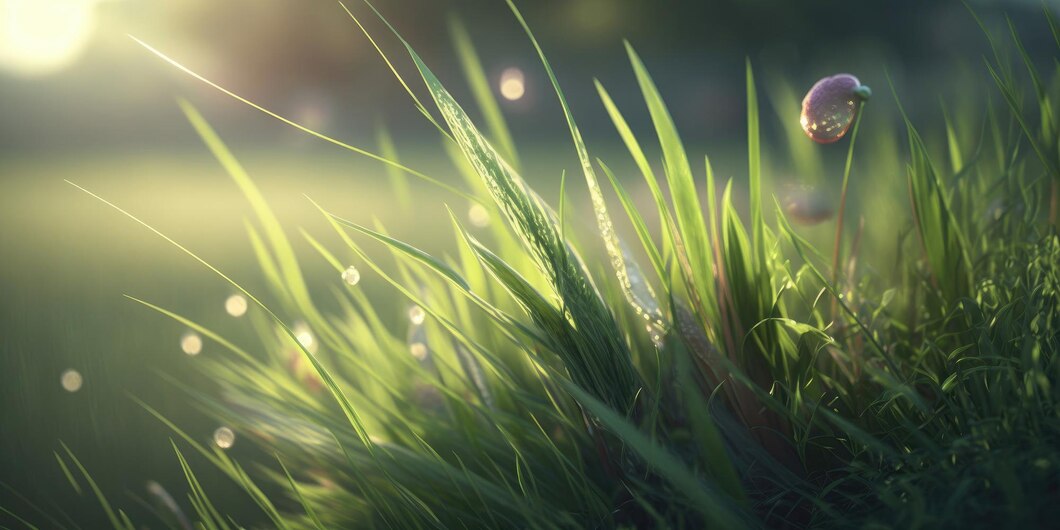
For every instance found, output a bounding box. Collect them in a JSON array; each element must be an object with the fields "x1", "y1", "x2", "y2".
[
  {"x1": 131, "y1": 37, "x2": 478, "y2": 204},
  {"x1": 504, "y1": 0, "x2": 665, "y2": 334},
  {"x1": 449, "y1": 15, "x2": 520, "y2": 170}
]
